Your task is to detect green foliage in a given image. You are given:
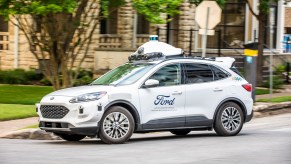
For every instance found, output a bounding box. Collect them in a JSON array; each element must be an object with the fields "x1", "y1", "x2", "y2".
[
  {"x1": 0, "y1": 104, "x2": 37, "y2": 121},
  {"x1": 39, "y1": 77, "x2": 52, "y2": 86},
  {"x1": 189, "y1": 0, "x2": 226, "y2": 7},
  {"x1": 262, "y1": 75, "x2": 284, "y2": 89},
  {"x1": 274, "y1": 64, "x2": 286, "y2": 75},
  {"x1": 0, "y1": 85, "x2": 53, "y2": 105},
  {"x1": 0, "y1": 0, "x2": 77, "y2": 18},
  {"x1": 256, "y1": 88, "x2": 270, "y2": 95},
  {"x1": 132, "y1": 0, "x2": 183, "y2": 24},
  {"x1": 100, "y1": 0, "x2": 126, "y2": 17},
  {"x1": 0, "y1": 69, "x2": 43, "y2": 85},
  {"x1": 74, "y1": 75, "x2": 93, "y2": 86},
  {"x1": 73, "y1": 69, "x2": 93, "y2": 86}
]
